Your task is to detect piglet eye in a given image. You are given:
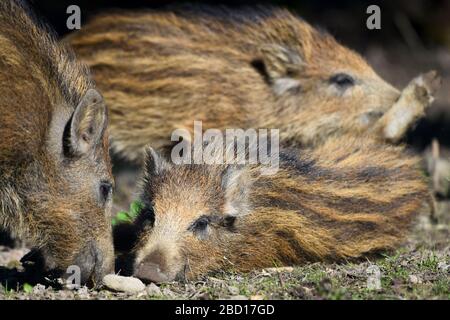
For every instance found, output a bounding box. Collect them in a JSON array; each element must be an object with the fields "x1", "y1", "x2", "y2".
[
  {"x1": 192, "y1": 217, "x2": 209, "y2": 231},
  {"x1": 189, "y1": 216, "x2": 210, "y2": 240},
  {"x1": 329, "y1": 73, "x2": 355, "y2": 89}
]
